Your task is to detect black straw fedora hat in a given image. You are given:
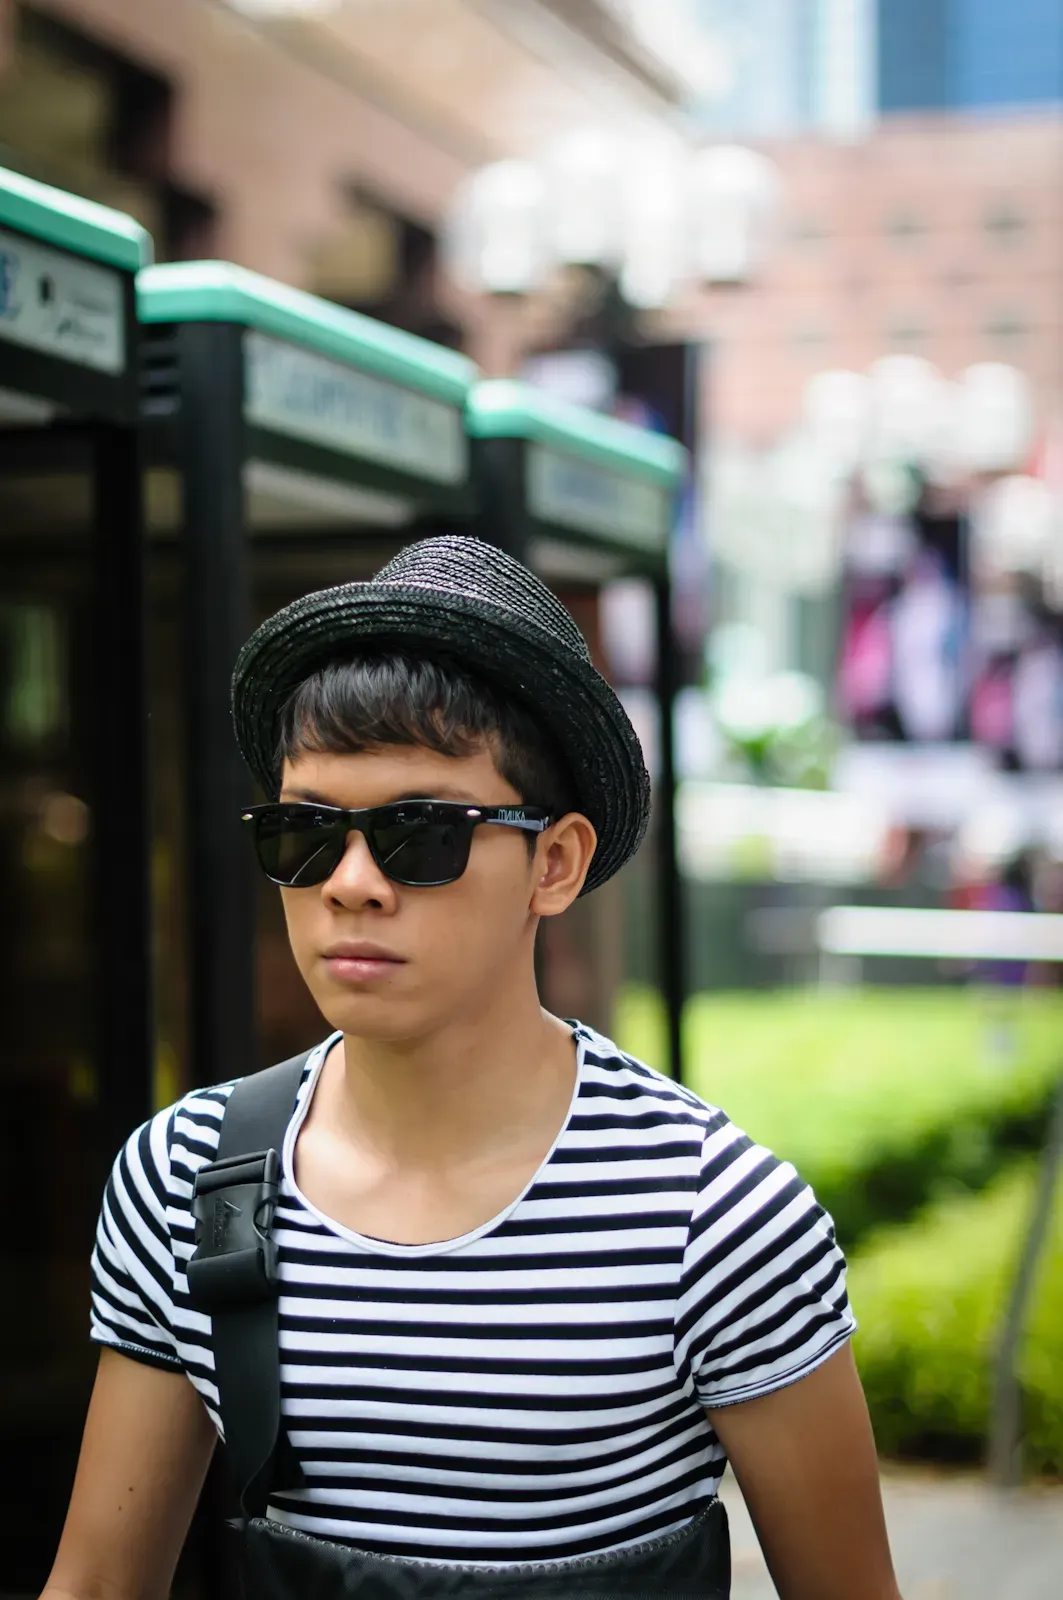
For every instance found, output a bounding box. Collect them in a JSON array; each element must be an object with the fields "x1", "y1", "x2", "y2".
[{"x1": 231, "y1": 536, "x2": 651, "y2": 894}]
